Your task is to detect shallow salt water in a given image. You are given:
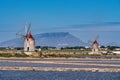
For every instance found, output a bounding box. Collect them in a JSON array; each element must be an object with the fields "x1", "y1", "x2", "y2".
[
  {"x1": 0, "y1": 71, "x2": 120, "y2": 80},
  {"x1": 0, "y1": 61, "x2": 119, "y2": 68}
]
